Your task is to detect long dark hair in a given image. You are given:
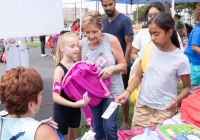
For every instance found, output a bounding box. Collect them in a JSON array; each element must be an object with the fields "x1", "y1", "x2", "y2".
[
  {"x1": 144, "y1": 2, "x2": 165, "y2": 21},
  {"x1": 71, "y1": 18, "x2": 80, "y2": 29},
  {"x1": 148, "y1": 12, "x2": 180, "y2": 48}
]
